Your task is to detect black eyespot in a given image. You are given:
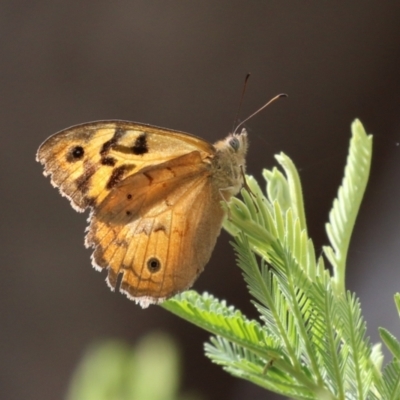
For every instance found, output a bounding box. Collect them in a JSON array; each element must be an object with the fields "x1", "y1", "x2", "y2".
[
  {"x1": 127, "y1": 194, "x2": 132, "y2": 200},
  {"x1": 229, "y1": 137, "x2": 240, "y2": 151},
  {"x1": 147, "y1": 257, "x2": 161, "y2": 273},
  {"x1": 67, "y1": 145, "x2": 84, "y2": 162},
  {"x1": 73, "y1": 146, "x2": 84, "y2": 158},
  {"x1": 126, "y1": 210, "x2": 131, "y2": 216}
]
